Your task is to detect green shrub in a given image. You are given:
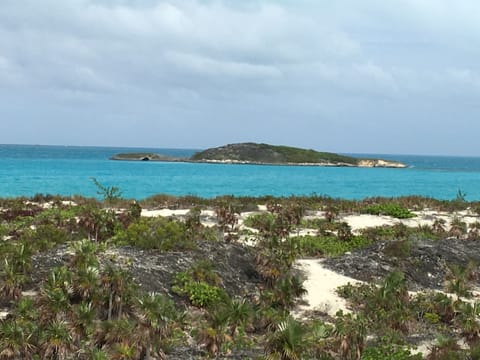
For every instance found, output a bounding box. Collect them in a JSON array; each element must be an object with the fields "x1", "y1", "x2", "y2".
[
  {"x1": 384, "y1": 239, "x2": 411, "y2": 258},
  {"x1": 297, "y1": 235, "x2": 371, "y2": 257},
  {"x1": 0, "y1": 224, "x2": 8, "y2": 239},
  {"x1": 187, "y1": 260, "x2": 221, "y2": 286},
  {"x1": 22, "y1": 224, "x2": 69, "y2": 251},
  {"x1": 337, "y1": 272, "x2": 413, "y2": 335},
  {"x1": 360, "y1": 223, "x2": 436, "y2": 243},
  {"x1": 243, "y1": 213, "x2": 276, "y2": 230},
  {"x1": 300, "y1": 218, "x2": 330, "y2": 229},
  {"x1": 423, "y1": 312, "x2": 441, "y2": 324},
  {"x1": 91, "y1": 177, "x2": 123, "y2": 205},
  {"x1": 336, "y1": 282, "x2": 377, "y2": 305},
  {"x1": 362, "y1": 344, "x2": 422, "y2": 359},
  {"x1": 411, "y1": 292, "x2": 455, "y2": 325},
  {"x1": 115, "y1": 217, "x2": 194, "y2": 251},
  {"x1": 172, "y1": 271, "x2": 225, "y2": 308},
  {"x1": 360, "y1": 226, "x2": 397, "y2": 242},
  {"x1": 362, "y1": 204, "x2": 415, "y2": 219}
]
